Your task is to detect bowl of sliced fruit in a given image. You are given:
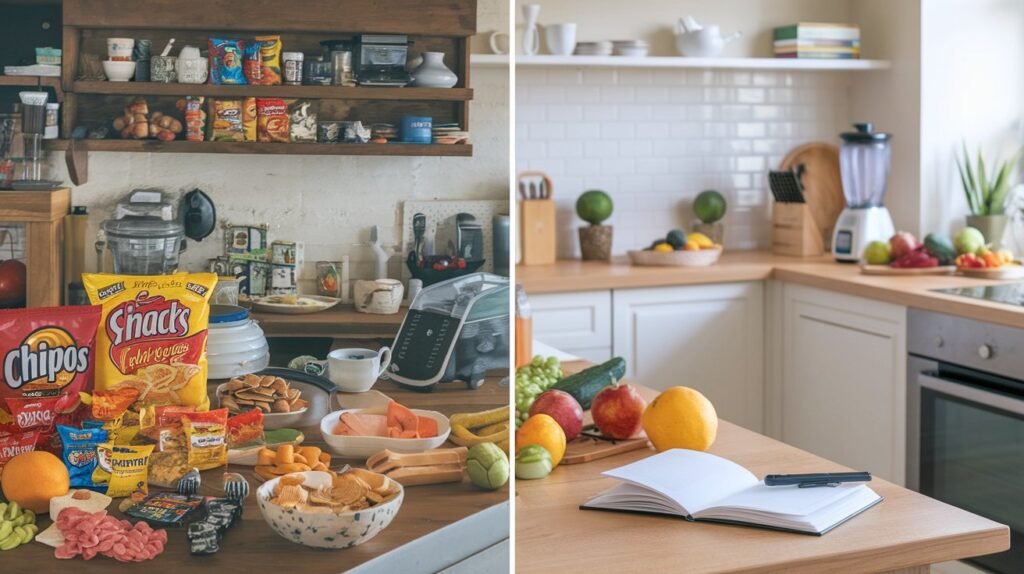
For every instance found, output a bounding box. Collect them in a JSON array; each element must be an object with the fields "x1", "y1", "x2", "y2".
[{"x1": 320, "y1": 399, "x2": 450, "y2": 457}]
